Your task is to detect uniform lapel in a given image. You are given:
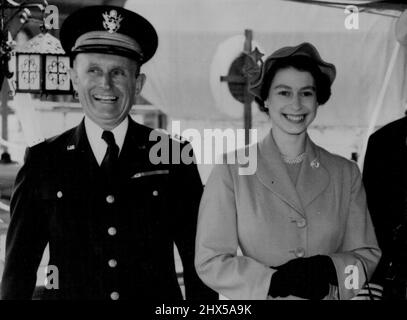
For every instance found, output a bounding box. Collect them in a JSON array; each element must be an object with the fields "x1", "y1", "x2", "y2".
[
  {"x1": 295, "y1": 135, "x2": 330, "y2": 209},
  {"x1": 256, "y1": 131, "x2": 305, "y2": 216},
  {"x1": 66, "y1": 117, "x2": 151, "y2": 183},
  {"x1": 64, "y1": 118, "x2": 100, "y2": 184},
  {"x1": 117, "y1": 116, "x2": 150, "y2": 180}
]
